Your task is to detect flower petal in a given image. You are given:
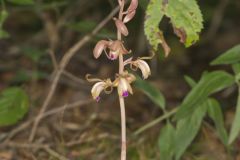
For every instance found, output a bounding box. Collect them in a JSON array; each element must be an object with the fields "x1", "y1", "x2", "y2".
[
  {"x1": 117, "y1": 78, "x2": 133, "y2": 97},
  {"x1": 123, "y1": 10, "x2": 136, "y2": 23},
  {"x1": 91, "y1": 82, "x2": 106, "y2": 101},
  {"x1": 136, "y1": 59, "x2": 151, "y2": 79},
  {"x1": 93, "y1": 40, "x2": 109, "y2": 59},
  {"x1": 127, "y1": 0, "x2": 138, "y2": 13}
]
